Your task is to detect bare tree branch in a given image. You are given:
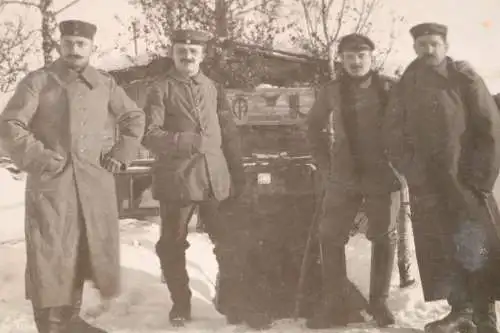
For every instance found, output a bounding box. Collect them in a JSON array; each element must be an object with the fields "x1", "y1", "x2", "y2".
[
  {"x1": 0, "y1": 0, "x2": 39, "y2": 7},
  {"x1": 53, "y1": 0, "x2": 81, "y2": 16}
]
